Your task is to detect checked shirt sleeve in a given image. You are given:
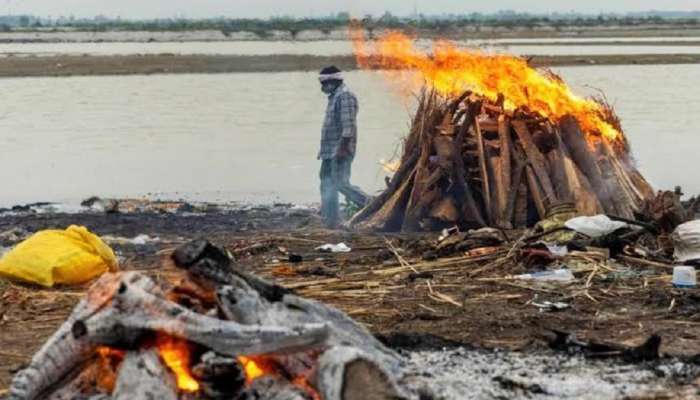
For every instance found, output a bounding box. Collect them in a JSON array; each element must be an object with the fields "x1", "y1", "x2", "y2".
[{"x1": 338, "y1": 92, "x2": 359, "y2": 138}]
